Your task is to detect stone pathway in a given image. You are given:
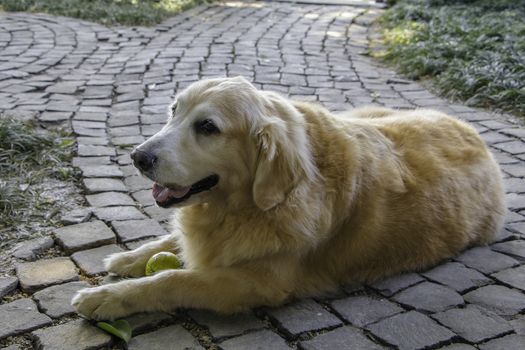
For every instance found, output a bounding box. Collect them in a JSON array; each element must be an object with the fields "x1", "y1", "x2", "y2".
[{"x1": 1, "y1": 1, "x2": 524, "y2": 349}]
